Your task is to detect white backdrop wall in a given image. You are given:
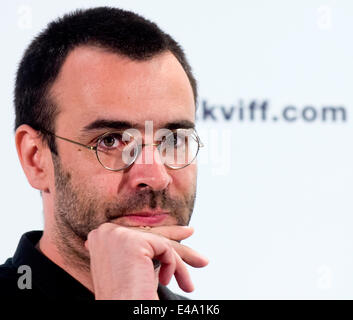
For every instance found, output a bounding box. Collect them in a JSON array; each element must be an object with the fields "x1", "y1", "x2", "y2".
[{"x1": 1, "y1": 0, "x2": 352, "y2": 299}]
